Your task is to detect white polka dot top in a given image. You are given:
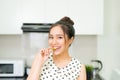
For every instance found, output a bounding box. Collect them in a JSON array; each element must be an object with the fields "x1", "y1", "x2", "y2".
[{"x1": 40, "y1": 54, "x2": 82, "y2": 80}]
